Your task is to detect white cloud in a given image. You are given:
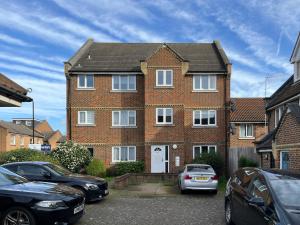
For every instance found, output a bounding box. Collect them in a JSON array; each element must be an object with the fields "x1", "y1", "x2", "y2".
[{"x1": 0, "y1": 33, "x2": 34, "y2": 47}]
